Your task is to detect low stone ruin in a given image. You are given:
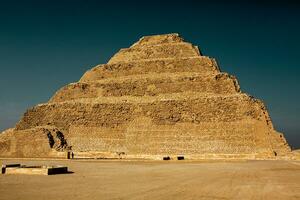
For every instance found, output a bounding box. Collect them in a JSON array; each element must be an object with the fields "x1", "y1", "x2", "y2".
[{"x1": 1, "y1": 164, "x2": 68, "y2": 175}]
